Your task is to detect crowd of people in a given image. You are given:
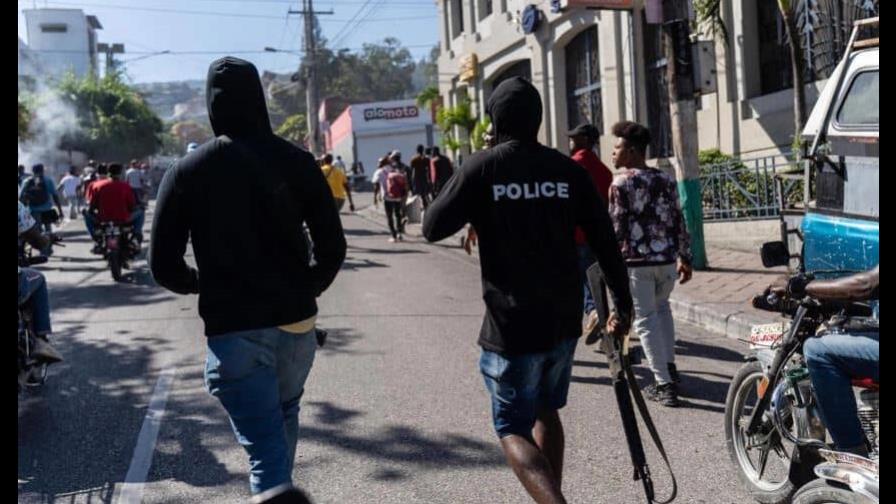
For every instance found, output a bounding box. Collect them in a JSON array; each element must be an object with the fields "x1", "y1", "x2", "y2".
[
  {"x1": 19, "y1": 57, "x2": 877, "y2": 504},
  {"x1": 17, "y1": 158, "x2": 162, "y2": 373}
]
